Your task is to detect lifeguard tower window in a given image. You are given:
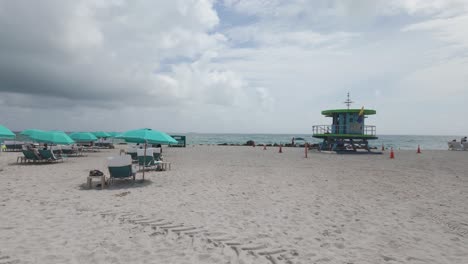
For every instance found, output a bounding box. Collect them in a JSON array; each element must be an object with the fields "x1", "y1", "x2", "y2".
[{"x1": 170, "y1": 135, "x2": 186, "y2": 147}]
